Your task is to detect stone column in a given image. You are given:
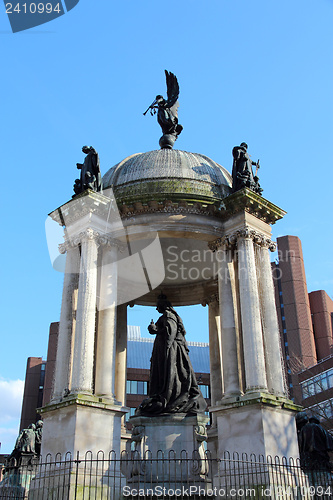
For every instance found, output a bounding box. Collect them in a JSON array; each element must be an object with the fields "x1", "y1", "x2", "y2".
[
  {"x1": 95, "y1": 240, "x2": 118, "y2": 399},
  {"x1": 256, "y1": 238, "x2": 286, "y2": 396},
  {"x1": 115, "y1": 304, "x2": 128, "y2": 406},
  {"x1": 52, "y1": 243, "x2": 79, "y2": 401},
  {"x1": 71, "y1": 229, "x2": 99, "y2": 394},
  {"x1": 208, "y1": 296, "x2": 223, "y2": 407},
  {"x1": 237, "y1": 229, "x2": 268, "y2": 392},
  {"x1": 217, "y1": 243, "x2": 242, "y2": 397}
]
